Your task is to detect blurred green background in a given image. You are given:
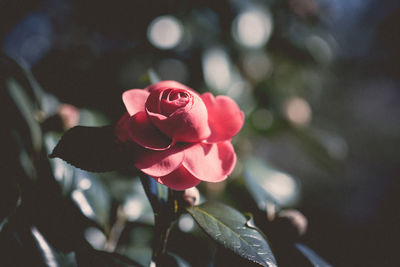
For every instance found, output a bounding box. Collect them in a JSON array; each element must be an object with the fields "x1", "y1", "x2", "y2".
[{"x1": 1, "y1": 0, "x2": 400, "y2": 266}]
